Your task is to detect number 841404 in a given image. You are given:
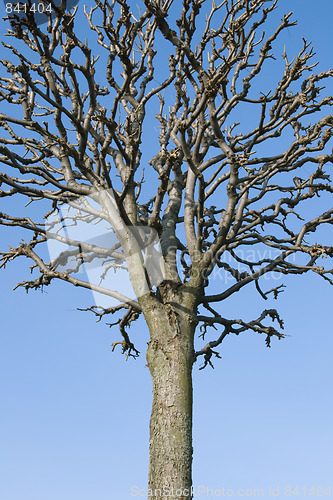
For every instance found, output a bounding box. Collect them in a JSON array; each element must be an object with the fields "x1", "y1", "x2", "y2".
[{"x1": 5, "y1": 2, "x2": 53, "y2": 14}]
